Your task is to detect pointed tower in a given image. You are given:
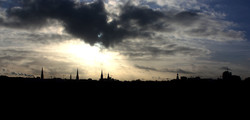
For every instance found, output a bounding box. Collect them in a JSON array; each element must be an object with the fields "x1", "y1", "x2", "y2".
[
  {"x1": 107, "y1": 73, "x2": 110, "y2": 80},
  {"x1": 70, "y1": 74, "x2": 72, "y2": 80},
  {"x1": 41, "y1": 67, "x2": 44, "y2": 80},
  {"x1": 76, "y1": 69, "x2": 79, "y2": 80},
  {"x1": 176, "y1": 73, "x2": 179, "y2": 80},
  {"x1": 100, "y1": 70, "x2": 103, "y2": 81}
]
